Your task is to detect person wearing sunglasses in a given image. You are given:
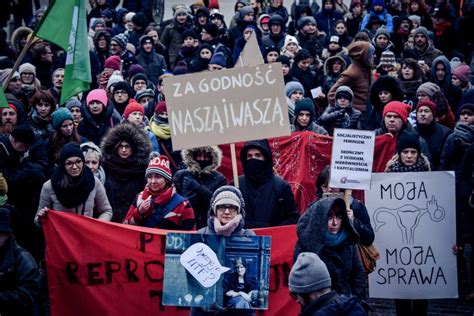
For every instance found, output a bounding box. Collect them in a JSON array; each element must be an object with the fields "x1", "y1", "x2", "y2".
[{"x1": 35, "y1": 143, "x2": 113, "y2": 226}]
